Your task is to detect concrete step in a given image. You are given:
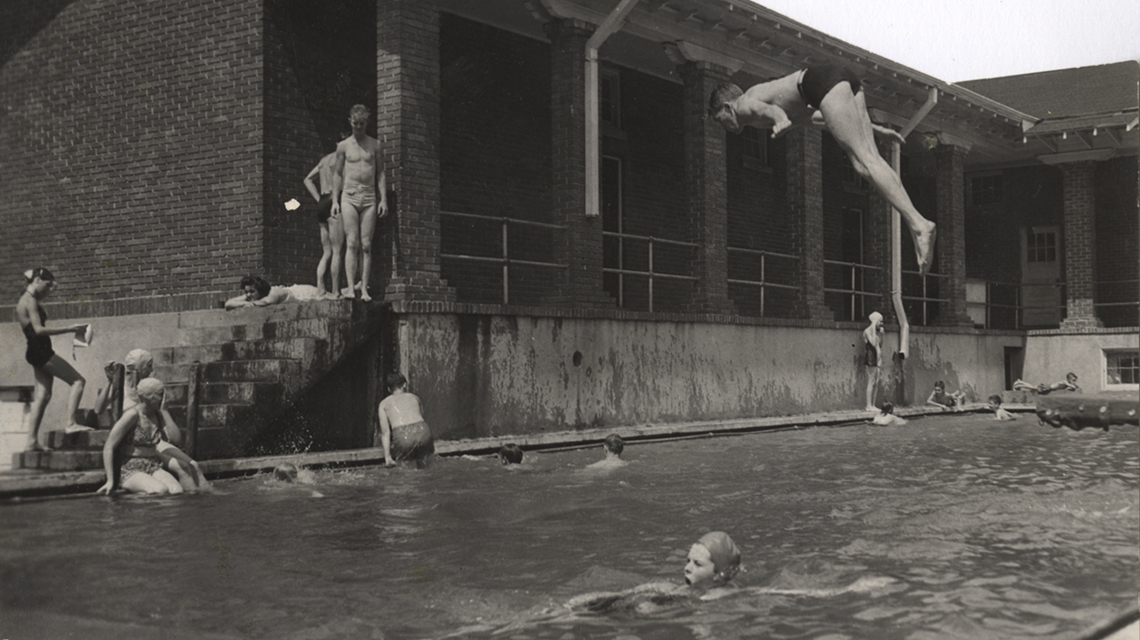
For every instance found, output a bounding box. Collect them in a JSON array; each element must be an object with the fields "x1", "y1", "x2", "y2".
[
  {"x1": 196, "y1": 403, "x2": 264, "y2": 430},
  {"x1": 14, "y1": 449, "x2": 102, "y2": 471},
  {"x1": 153, "y1": 359, "x2": 303, "y2": 386},
  {"x1": 176, "y1": 299, "x2": 356, "y2": 329},
  {"x1": 153, "y1": 337, "x2": 327, "y2": 366},
  {"x1": 175, "y1": 317, "x2": 348, "y2": 348},
  {"x1": 165, "y1": 381, "x2": 284, "y2": 407},
  {"x1": 46, "y1": 429, "x2": 112, "y2": 450}
]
